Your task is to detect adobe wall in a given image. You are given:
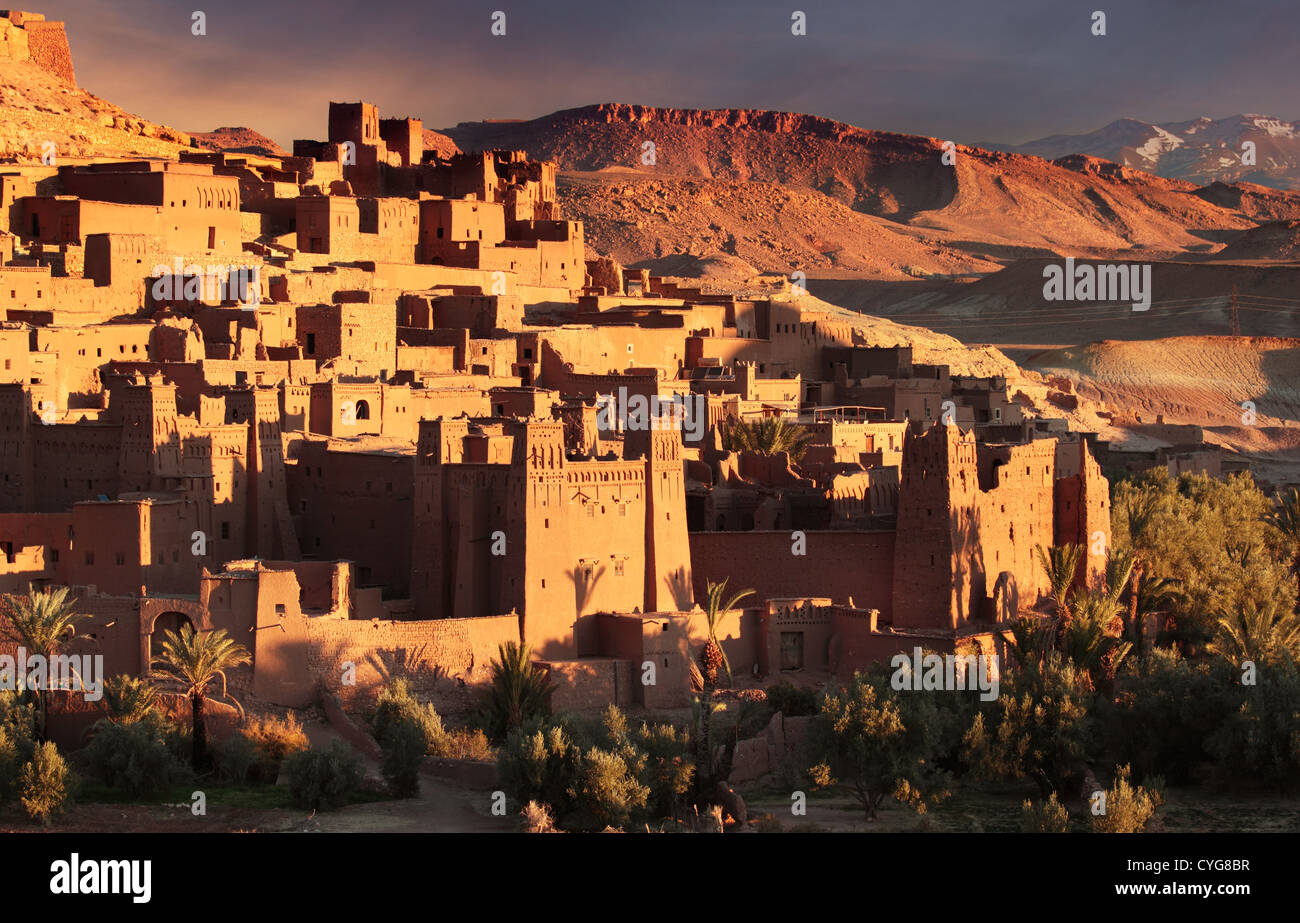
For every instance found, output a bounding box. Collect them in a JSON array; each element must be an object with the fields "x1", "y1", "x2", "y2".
[
  {"x1": 543, "y1": 658, "x2": 636, "y2": 712},
  {"x1": 302, "y1": 612, "x2": 519, "y2": 707},
  {"x1": 688, "y1": 530, "x2": 895, "y2": 620}
]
